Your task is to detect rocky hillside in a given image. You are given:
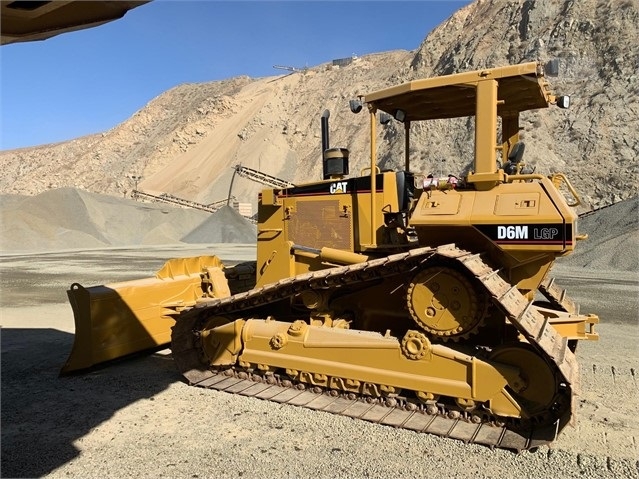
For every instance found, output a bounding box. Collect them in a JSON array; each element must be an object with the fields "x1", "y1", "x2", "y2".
[
  {"x1": 407, "y1": 0, "x2": 639, "y2": 210},
  {"x1": 1, "y1": 0, "x2": 637, "y2": 212}
]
